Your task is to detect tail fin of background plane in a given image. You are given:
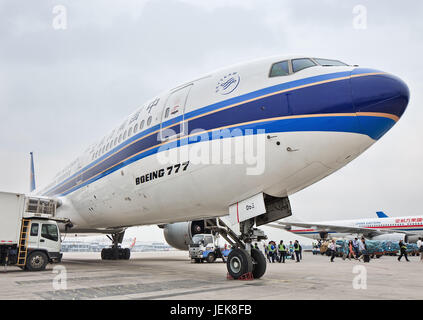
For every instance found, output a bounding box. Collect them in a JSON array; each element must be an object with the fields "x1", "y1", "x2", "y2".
[
  {"x1": 376, "y1": 211, "x2": 388, "y2": 218},
  {"x1": 30, "y1": 152, "x2": 36, "y2": 192}
]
